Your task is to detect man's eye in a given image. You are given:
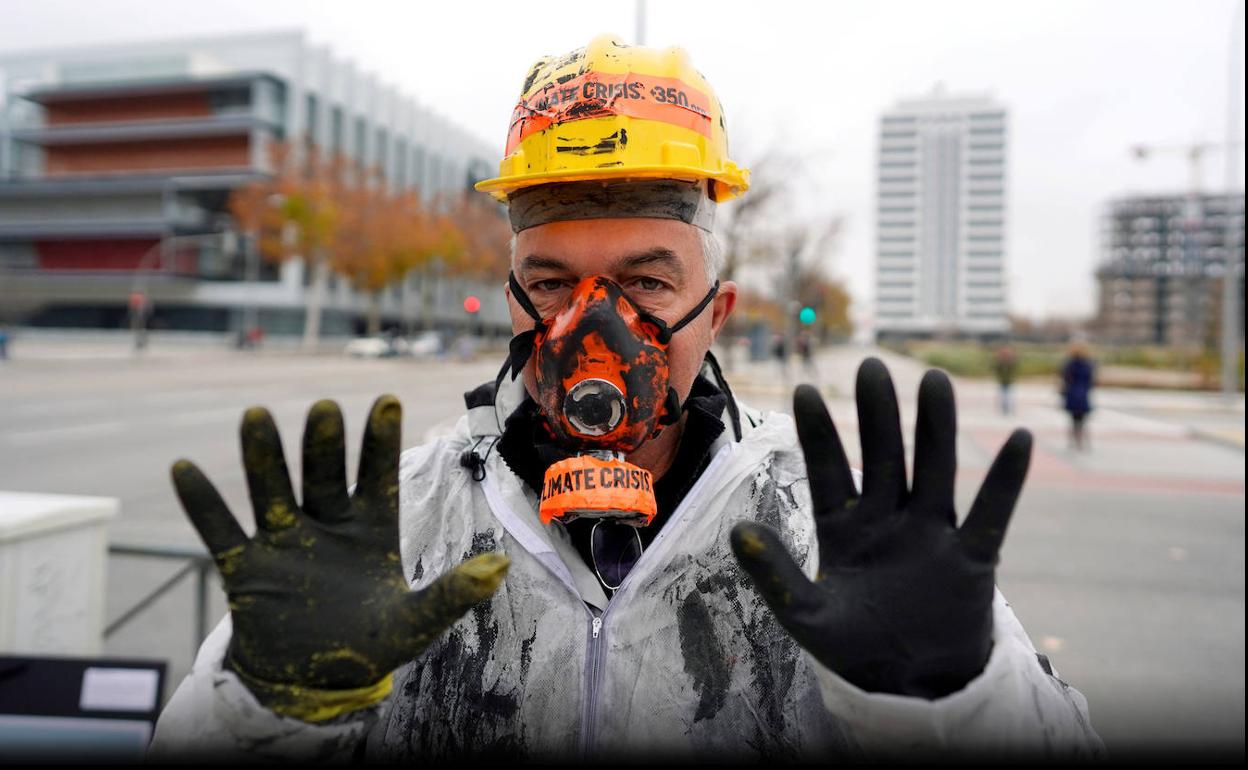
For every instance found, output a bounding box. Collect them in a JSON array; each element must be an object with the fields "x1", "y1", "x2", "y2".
[
  {"x1": 632, "y1": 277, "x2": 667, "y2": 292},
  {"x1": 531, "y1": 279, "x2": 565, "y2": 292}
]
